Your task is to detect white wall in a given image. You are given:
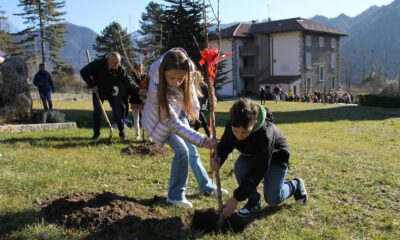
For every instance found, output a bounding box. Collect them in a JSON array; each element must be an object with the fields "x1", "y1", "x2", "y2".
[{"x1": 272, "y1": 32, "x2": 301, "y2": 76}]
